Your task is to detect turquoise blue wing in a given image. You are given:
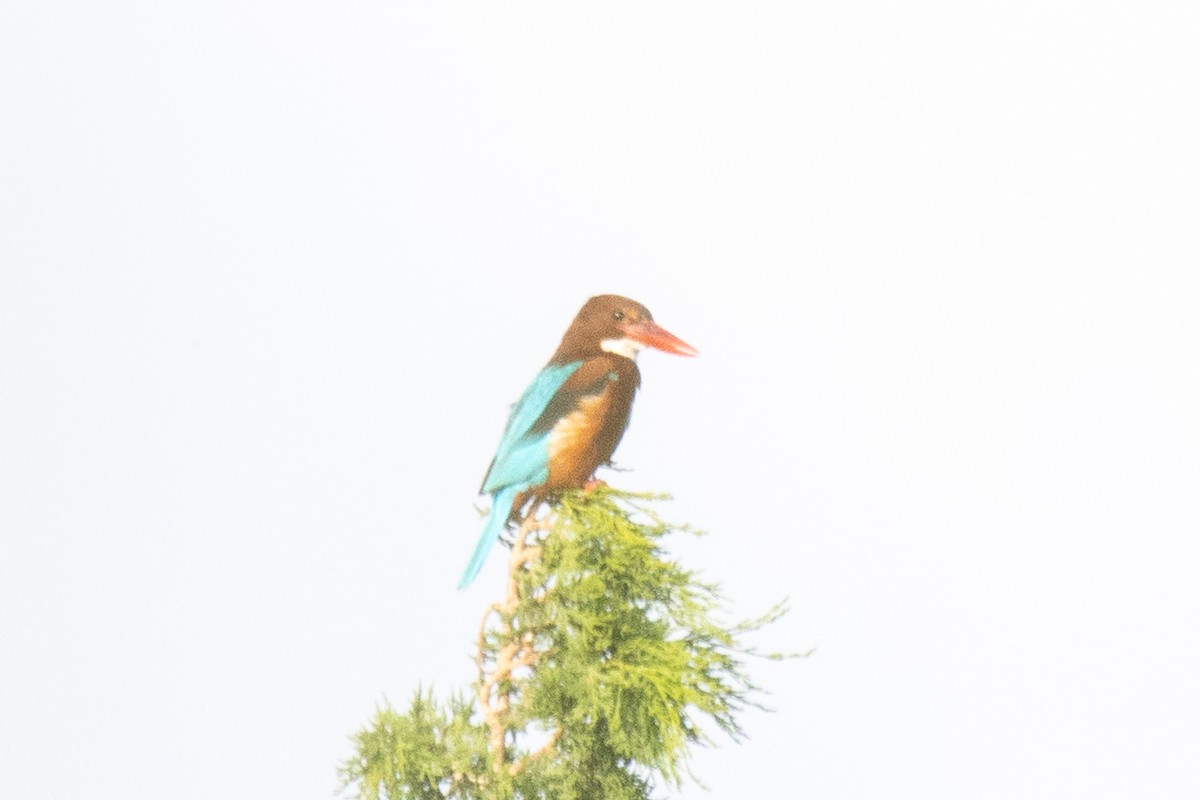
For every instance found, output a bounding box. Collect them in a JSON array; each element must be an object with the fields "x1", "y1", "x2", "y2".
[
  {"x1": 460, "y1": 361, "x2": 583, "y2": 590},
  {"x1": 480, "y1": 361, "x2": 582, "y2": 495}
]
